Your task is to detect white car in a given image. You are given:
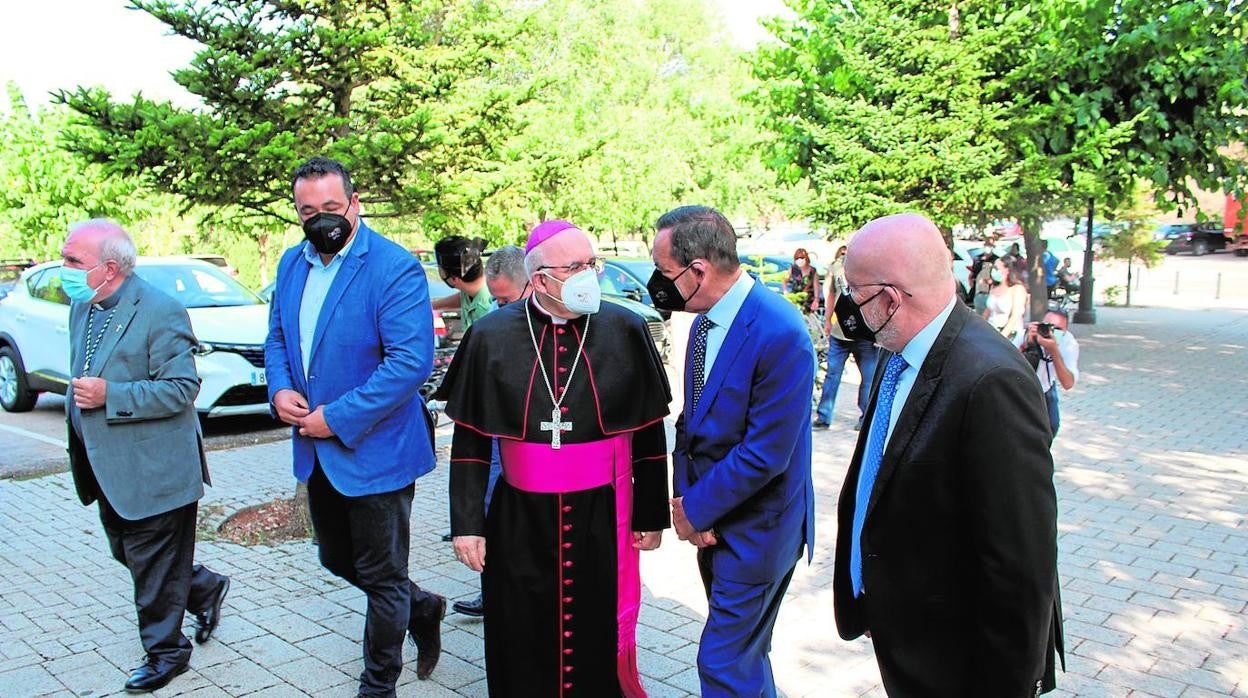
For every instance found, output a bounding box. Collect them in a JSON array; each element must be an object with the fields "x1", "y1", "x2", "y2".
[
  {"x1": 737, "y1": 229, "x2": 841, "y2": 272},
  {"x1": 0, "y1": 257, "x2": 271, "y2": 417}
]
